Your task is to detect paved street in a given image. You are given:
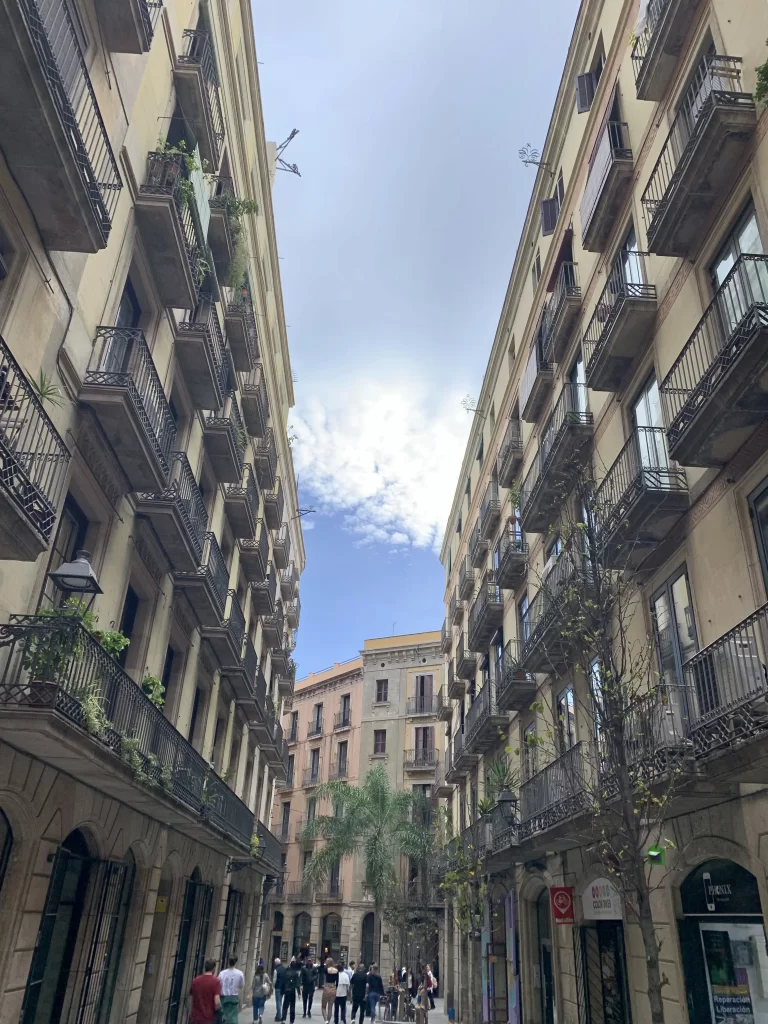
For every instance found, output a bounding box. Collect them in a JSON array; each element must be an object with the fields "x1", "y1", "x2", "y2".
[{"x1": 239, "y1": 996, "x2": 449, "y2": 1024}]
